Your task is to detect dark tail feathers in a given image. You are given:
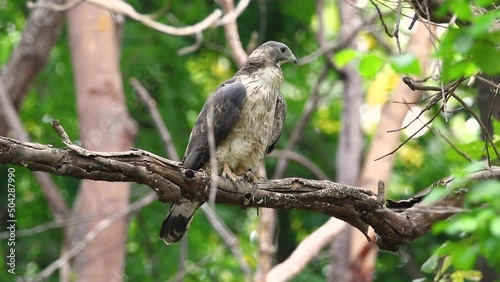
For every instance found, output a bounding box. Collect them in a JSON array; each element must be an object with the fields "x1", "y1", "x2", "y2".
[{"x1": 159, "y1": 202, "x2": 201, "y2": 244}]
